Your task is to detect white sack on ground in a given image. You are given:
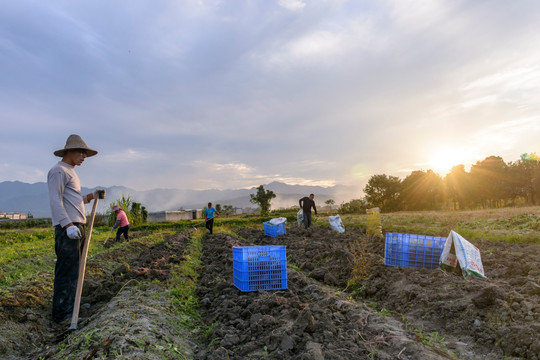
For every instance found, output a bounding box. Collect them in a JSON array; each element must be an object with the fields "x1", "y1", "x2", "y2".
[
  {"x1": 440, "y1": 230, "x2": 486, "y2": 279},
  {"x1": 329, "y1": 215, "x2": 345, "y2": 233},
  {"x1": 268, "y1": 217, "x2": 286, "y2": 225},
  {"x1": 297, "y1": 209, "x2": 303, "y2": 226}
]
